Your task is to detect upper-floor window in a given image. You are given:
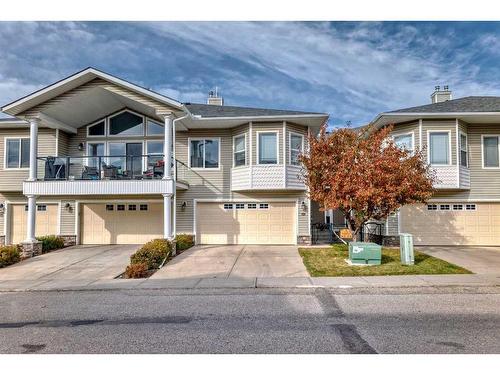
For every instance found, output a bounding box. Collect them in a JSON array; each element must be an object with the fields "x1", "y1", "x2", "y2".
[
  {"x1": 189, "y1": 138, "x2": 219, "y2": 169},
  {"x1": 109, "y1": 110, "x2": 144, "y2": 136},
  {"x1": 429, "y1": 131, "x2": 450, "y2": 165},
  {"x1": 460, "y1": 133, "x2": 468, "y2": 167},
  {"x1": 5, "y1": 138, "x2": 30, "y2": 169},
  {"x1": 233, "y1": 134, "x2": 246, "y2": 167},
  {"x1": 393, "y1": 133, "x2": 413, "y2": 153},
  {"x1": 290, "y1": 133, "x2": 304, "y2": 165},
  {"x1": 258, "y1": 132, "x2": 278, "y2": 165},
  {"x1": 87, "y1": 120, "x2": 105, "y2": 137},
  {"x1": 147, "y1": 119, "x2": 164, "y2": 135},
  {"x1": 483, "y1": 135, "x2": 500, "y2": 168}
]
